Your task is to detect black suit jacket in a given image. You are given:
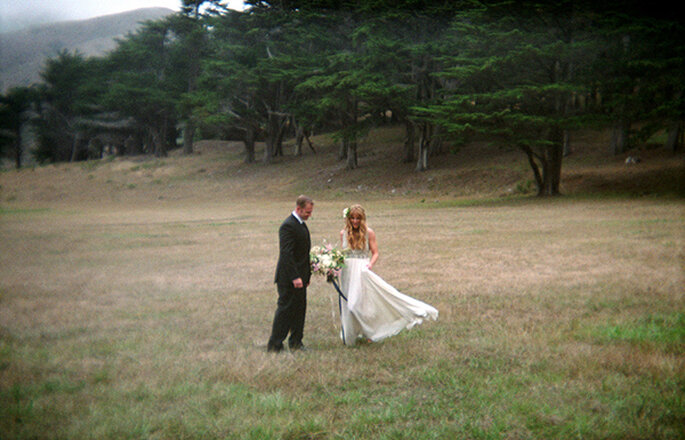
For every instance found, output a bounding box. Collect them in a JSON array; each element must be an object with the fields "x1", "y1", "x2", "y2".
[{"x1": 274, "y1": 214, "x2": 311, "y2": 286}]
